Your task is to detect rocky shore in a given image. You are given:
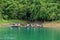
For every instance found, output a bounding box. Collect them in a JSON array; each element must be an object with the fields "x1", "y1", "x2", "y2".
[{"x1": 0, "y1": 21, "x2": 60, "y2": 28}]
